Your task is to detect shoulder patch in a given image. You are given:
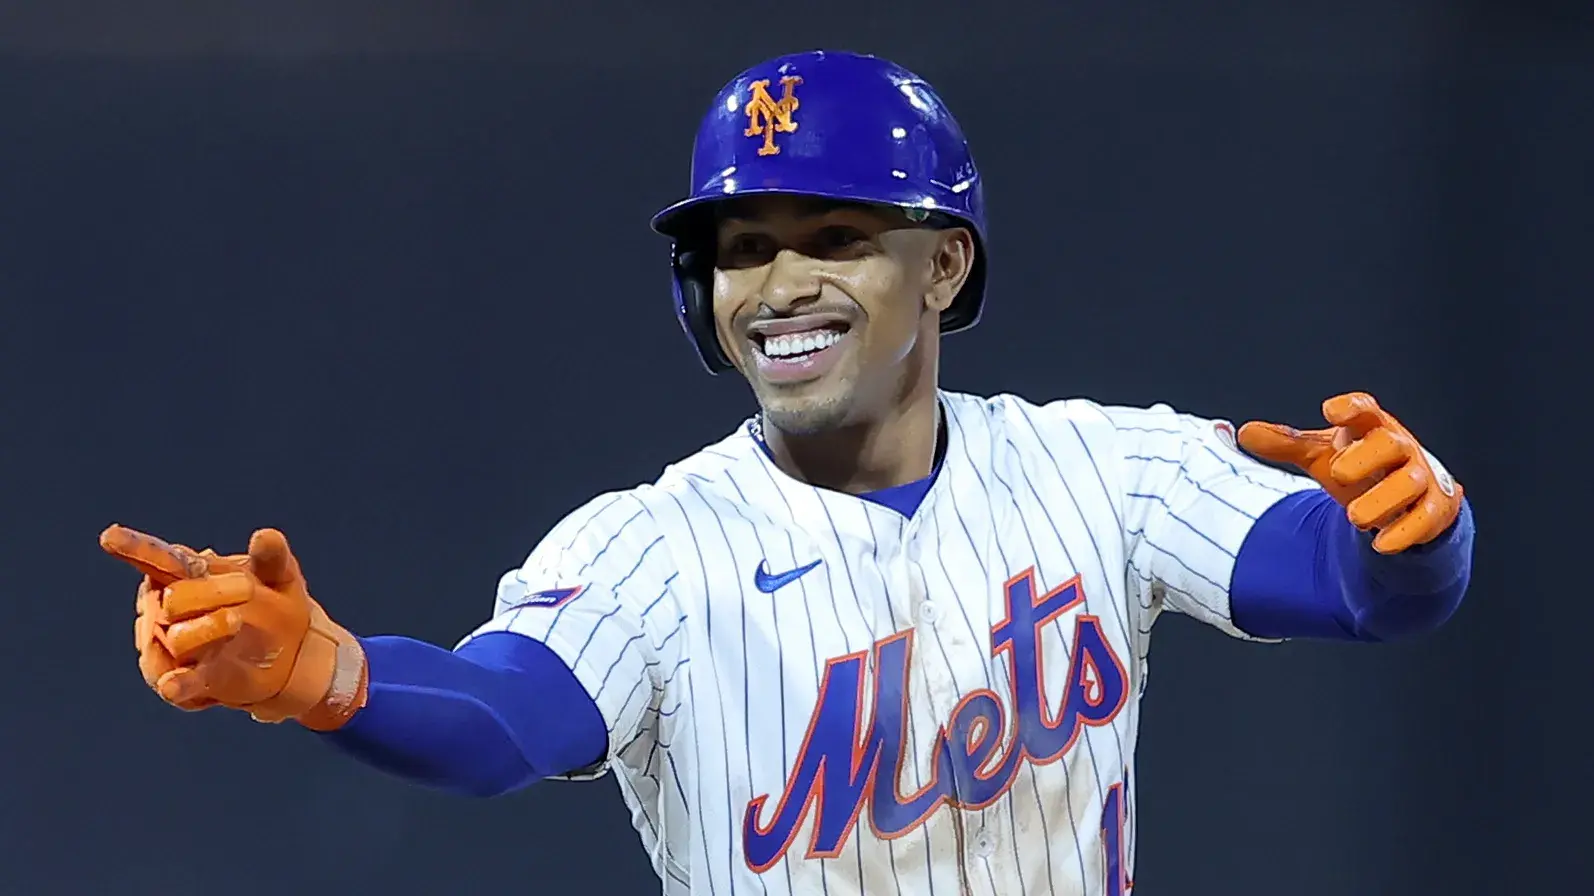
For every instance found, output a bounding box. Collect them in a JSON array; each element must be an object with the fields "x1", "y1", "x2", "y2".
[{"x1": 508, "y1": 584, "x2": 587, "y2": 610}]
